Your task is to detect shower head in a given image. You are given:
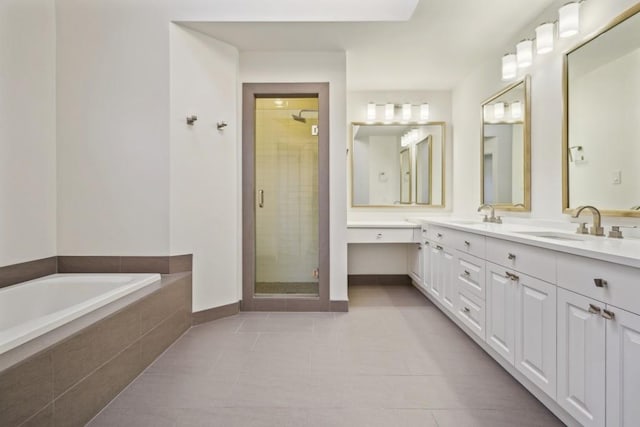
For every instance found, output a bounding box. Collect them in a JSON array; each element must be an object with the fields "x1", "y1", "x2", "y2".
[{"x1": 291, "y1": 109, "x2": 318, "y2": 123}]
